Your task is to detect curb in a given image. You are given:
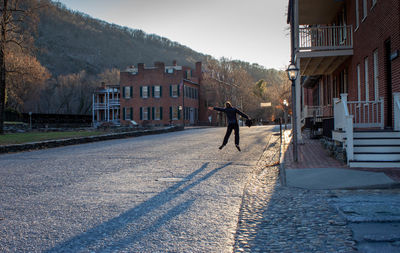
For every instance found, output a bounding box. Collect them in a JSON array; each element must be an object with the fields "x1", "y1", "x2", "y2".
[{"x1": 0, "y1": 126, "x2": 184, "y2": 154}]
